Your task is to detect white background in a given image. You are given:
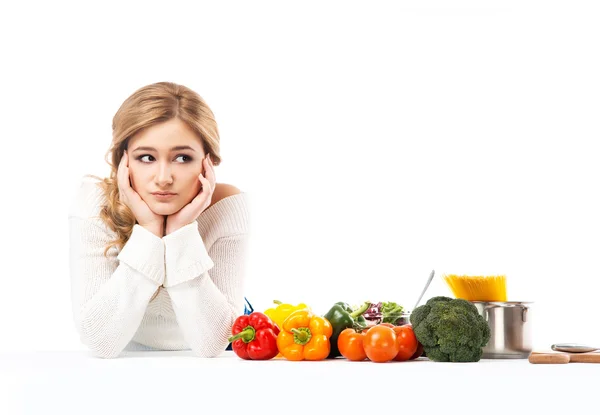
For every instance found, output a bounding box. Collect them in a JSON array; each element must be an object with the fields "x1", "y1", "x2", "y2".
[{"x1": 1, "y1": 0, "x2": 599, "y2": 353}]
